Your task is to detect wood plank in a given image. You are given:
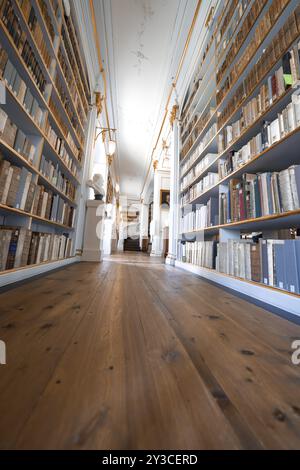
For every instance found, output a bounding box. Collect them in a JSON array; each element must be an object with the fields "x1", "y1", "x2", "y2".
[
  {"x1": 142, "y1": 265, "x2": 300, "y2": 449},
  {"x1": 0, "y1": 253, "x2": 300, "y2": 449},
  {"x1": 0, "y1": 262, "x2": 109, "y2": 448}
]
